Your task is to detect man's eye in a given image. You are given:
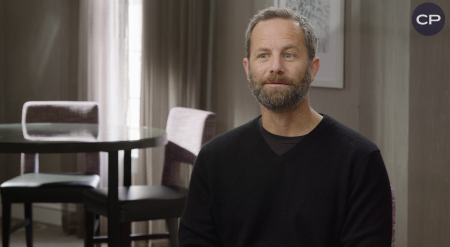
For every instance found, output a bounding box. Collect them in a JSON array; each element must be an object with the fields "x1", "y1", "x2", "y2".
[
  {"x1": 259, "y1": 54, "x2": 268, "y2": 59},
  {"x1": 284, "y1": 53, "x2": 294, "y2": 58}
]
